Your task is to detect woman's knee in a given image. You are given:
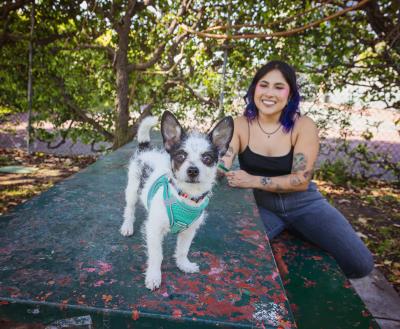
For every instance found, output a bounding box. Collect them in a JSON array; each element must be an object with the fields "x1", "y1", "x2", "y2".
[{"x1": 344, "y1": 249, "x2": 374, "y2": 279}]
